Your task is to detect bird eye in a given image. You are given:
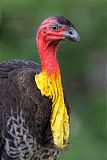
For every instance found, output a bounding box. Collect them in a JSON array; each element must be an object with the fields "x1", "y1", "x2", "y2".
[{"x1": 51, "y1": 24, "x2": 59, "y2": 31}]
